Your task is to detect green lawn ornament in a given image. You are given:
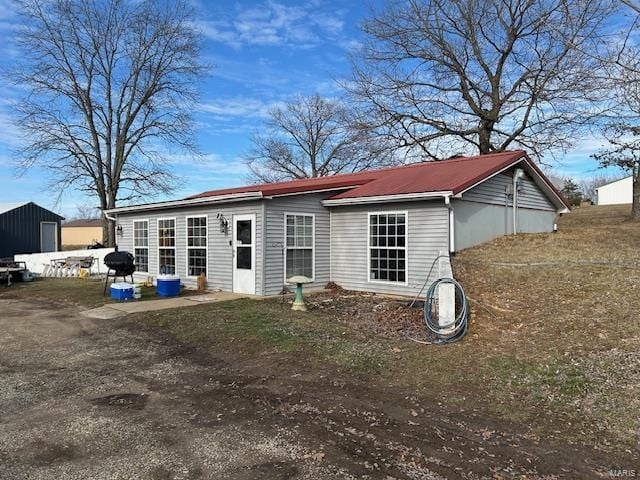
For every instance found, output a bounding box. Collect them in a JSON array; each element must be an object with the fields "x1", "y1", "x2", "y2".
[{"x1": 287, "y1": 275, "x2": 312, "y2": 311}]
